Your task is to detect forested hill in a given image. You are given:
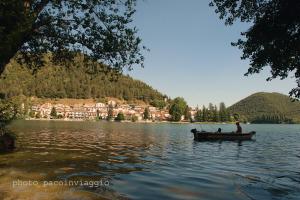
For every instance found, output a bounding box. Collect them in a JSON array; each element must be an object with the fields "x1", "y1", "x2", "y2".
[
  {"x1": 0, "y1": 58, "x2": 166, "y2": 105},
  {"x1": 228, "y1": 92, "x2": 300, "y2": 124}
]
